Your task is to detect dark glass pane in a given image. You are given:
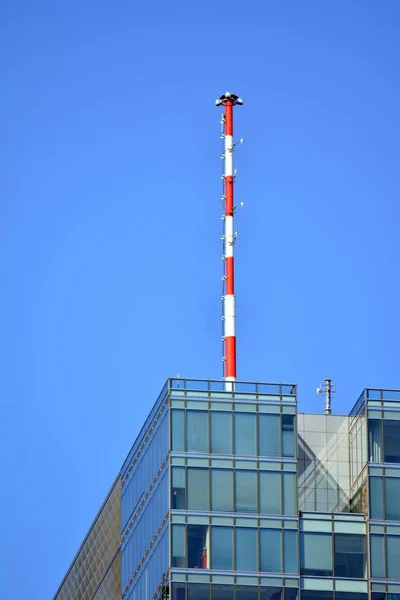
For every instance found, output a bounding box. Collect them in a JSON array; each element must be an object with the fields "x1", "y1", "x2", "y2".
[
  {"x1": 300, "y1": 532, "x2": 332, "y2": 576},
  {"x1": 235, "y1": 413, "x2": 256, "y2": 456},
  {"x1": 259, "y1": 471, "x2": 281, "y2": 514},
  {"x1": 187, "y1": 584, "x2": 210, "y2": 600},
  {"x1": 334, "y1": 534, "x2": 366, "y2": 578},
  {"x1": 172, "y1": 410, "x2": 184, "y2": 452},
  {"x1": 211, "y1": 526, "x2": 233, "y2": 570},
  {"x1": 283, "y1": 472, "x2": 296, "y2": 515},
  {"x1": 368, "y1": 419, "x2": 383, "y2": 462},
  {"x1": 172, "y1": 524, "x2": 186, "y2": 567},
  {"x1": 235, "y1": 470, "x2": 257, "y2": 513},
  {"x1": 260, "y1": 588, "x2": 284, "y2": 600},
  {"x1": 211, "y1": 412, "x2": 232, "y2": 454},
  {"x1": 172, "y1": 467, "x2": 185, "y2": 509},
  {"x1": 369, "y1": 476, "x2": 383, "y2": 520},
  {"x1": 371, "y1": 535, "x2": 385, "y2": 578},
  {"x1": 259, "y1": 414, "x2": 280, "y2": 457},
  {"x1": 283, "y1": 529, "x2": 298, "y2": 573},
  {"x1": 260, "y1": 529, "x2": 281, "y2": 572},
  {"x1": 387, "y1": 535, "x2": 400, "y2": 579},
  {"x1": 187, "y1": 411, "x2": 208, "y2": 453},
  {"x1": 301, "y1": 594, "x2": 332, "y2": 600},
  {"x1": 236, "y1": 586, "x2": 259, "y2": 600},
  {"x1": 371, "y1": 594, "x2": 386, "y2": 600},
  {"x1": 172, "y1": 584, "x2": 187, "y2": 600},
  {"x1": 335, "y1": 595, "x2": 368, "y2": 600},
  {"x1": 187, "y1": 468, "x2": 209, "y2": 511},
  {"x1": 282, "y1": 415, "x2": 295, "y2": 457},
  {"x1": 284, "y1": 591, "x2": 298, "y2": 600},
  {"x1": 211, "y1": 469, "x2": 233, "y2": 512},
  {"x1": 210, "y1": 584, "x2": 234, "y2": 600},
  {"x1": 236, "y1": 528, "x2": 257, "y2": 571},
  {"x1": 384, "y1": 420, "x2": 400, "y2": 463},
  {"x1": 385, "y1": 477, "x2": 400, "y2": 520},
  {"x1": 188, "y1": 524, "x2": 209, "y2": 569}
]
